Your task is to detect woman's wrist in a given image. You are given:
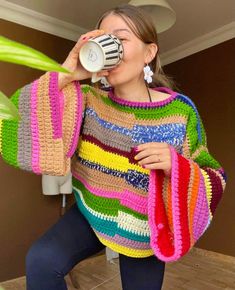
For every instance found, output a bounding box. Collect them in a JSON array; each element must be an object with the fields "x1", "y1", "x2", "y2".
[{"x1": 58, "y1": 72, "x2": 72, "y2": 90}]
